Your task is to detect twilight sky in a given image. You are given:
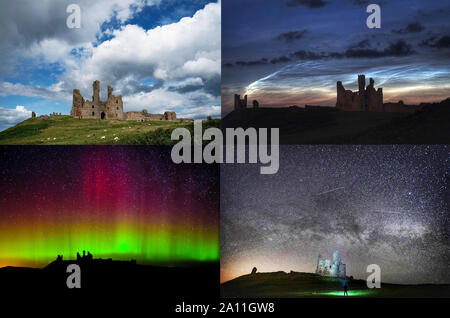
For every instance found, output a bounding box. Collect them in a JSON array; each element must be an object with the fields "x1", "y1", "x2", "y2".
[
  {"x1": 221, "y1": 146, "x2": 449, "y2": 284},
  {"x1": 222, "y1": 0, "x2": 450, "y2": 115},
  {"x1": 0, "y1": 146, "x2": 219, "y2": 268},
  {"x1": 0, "y1": 0, "x2": 221, "y2": 131}
]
